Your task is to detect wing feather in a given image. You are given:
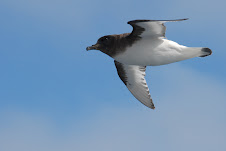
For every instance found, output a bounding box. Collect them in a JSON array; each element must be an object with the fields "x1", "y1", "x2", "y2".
[
  {"x1": 128, "y1": 18, "x2": 188, "y2": 38},
  {"x1": 114, "y1": 60, "x2": 155, "y2": 109}
]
